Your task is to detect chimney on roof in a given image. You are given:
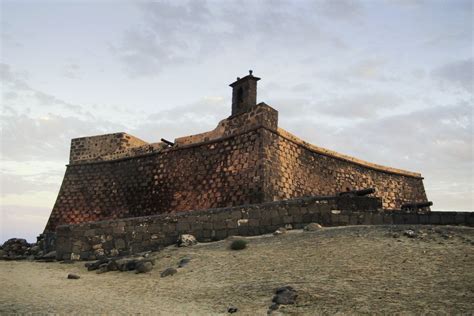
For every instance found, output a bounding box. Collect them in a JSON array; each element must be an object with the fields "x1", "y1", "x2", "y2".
[{"x1": 229, "y1": 70, "x2": 261, "y2": 116}]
